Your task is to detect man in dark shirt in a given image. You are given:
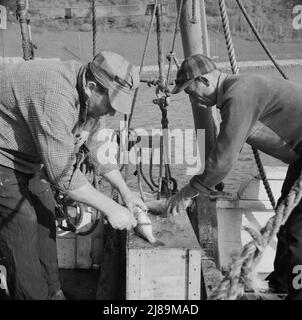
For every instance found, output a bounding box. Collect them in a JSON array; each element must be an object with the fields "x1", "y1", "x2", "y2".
[
  {"x1": 167, "y1": 54, "x2": 302, "y2": 300},
  {"x1": 0, "y1": 51, "x2": 146, "y2": 299}
]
